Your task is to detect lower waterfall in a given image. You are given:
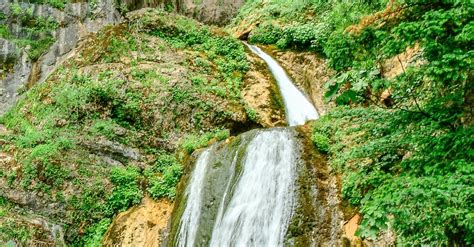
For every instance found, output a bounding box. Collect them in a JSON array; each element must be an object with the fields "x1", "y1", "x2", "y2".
[
  {"x1": 209, "y1": 130, "x2": 297, "y2": 246},
  {"x1": 170, "y1": 44, "x2": 321, "y2": 246}
]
